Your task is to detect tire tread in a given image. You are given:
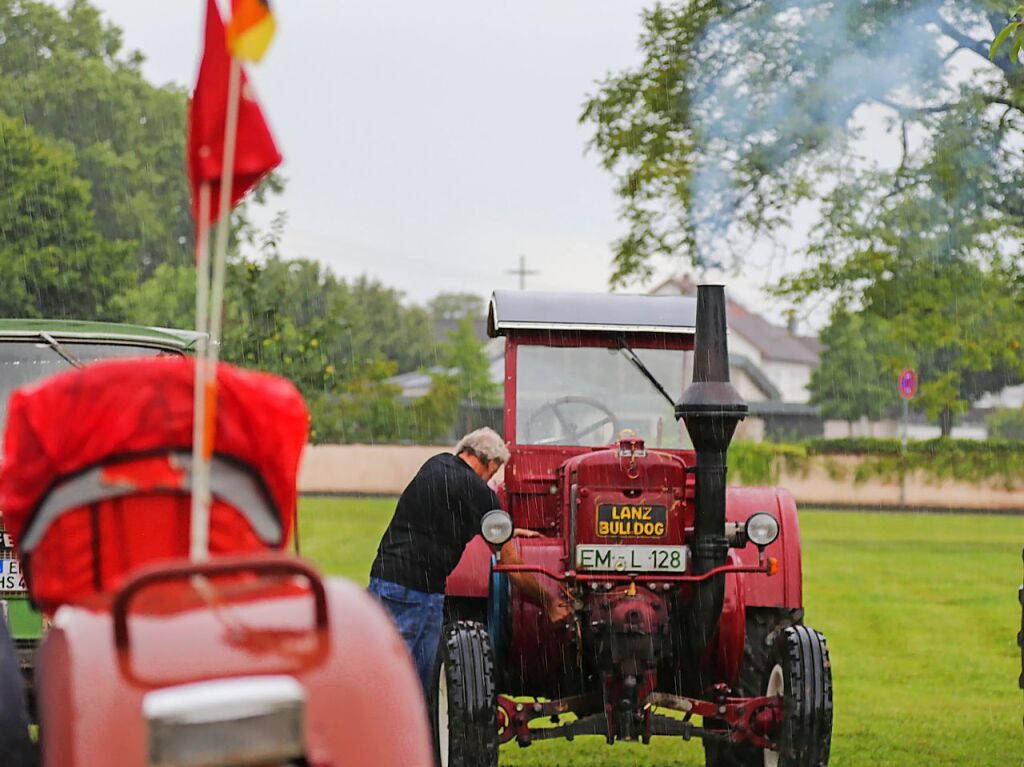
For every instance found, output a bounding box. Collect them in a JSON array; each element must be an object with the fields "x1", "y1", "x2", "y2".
[{"x1": 434, "y1": 620, "x2": 498, "y2": 767}]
